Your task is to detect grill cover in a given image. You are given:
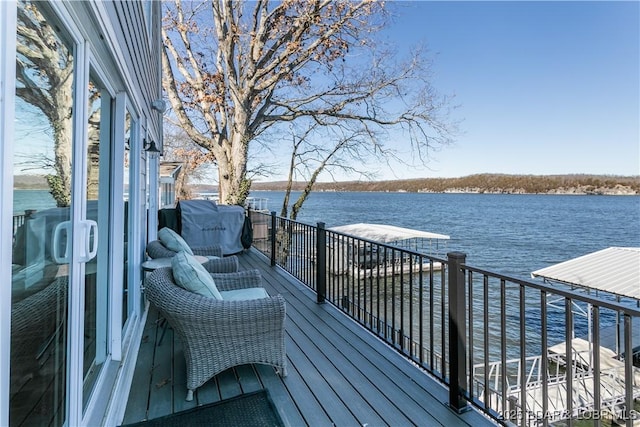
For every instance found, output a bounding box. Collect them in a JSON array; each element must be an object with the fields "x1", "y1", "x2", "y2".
[{"x1": 177, "y1": 200, "x2": 245, "y2": 255}]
